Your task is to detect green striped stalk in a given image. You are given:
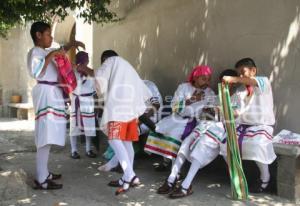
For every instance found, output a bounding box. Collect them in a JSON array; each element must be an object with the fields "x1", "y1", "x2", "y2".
[{"x1": 218, "y1": 83, "x2": 248, "y2": 200}]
